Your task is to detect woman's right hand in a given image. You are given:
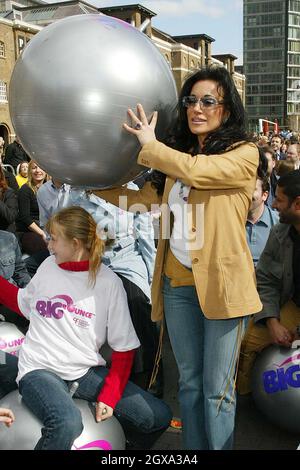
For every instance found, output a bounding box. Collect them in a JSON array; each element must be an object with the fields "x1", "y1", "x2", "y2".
[{"x1": 123, "y1": 103, "x2": 158, "y2": 147}]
